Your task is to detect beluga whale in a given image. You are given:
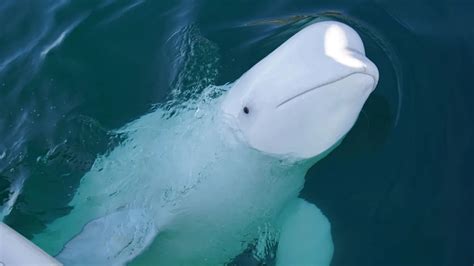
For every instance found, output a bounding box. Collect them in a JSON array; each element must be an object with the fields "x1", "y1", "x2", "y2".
[{"x1": 32, "y1": 21, "x2": 378, "y2": 265}]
